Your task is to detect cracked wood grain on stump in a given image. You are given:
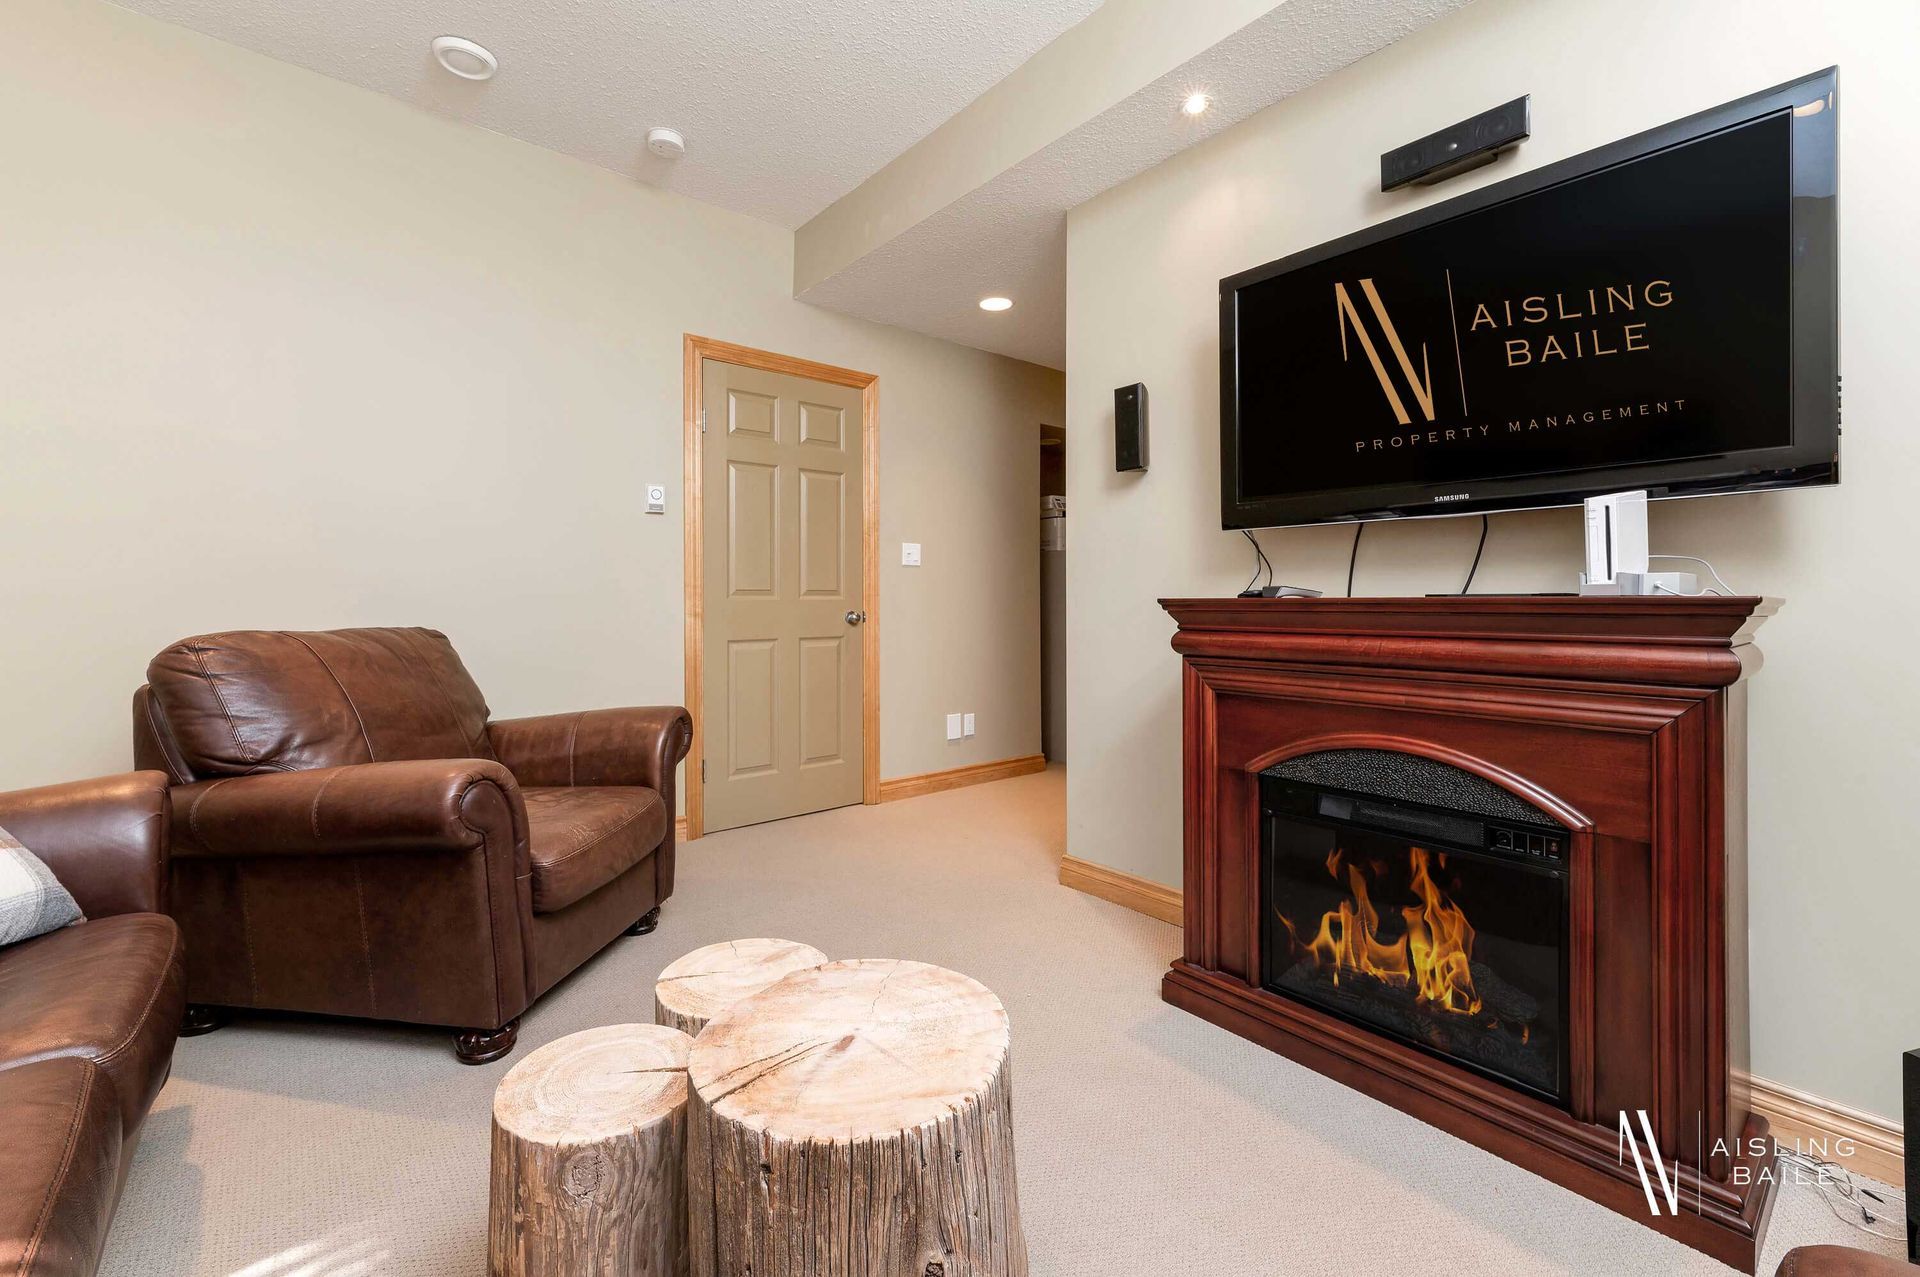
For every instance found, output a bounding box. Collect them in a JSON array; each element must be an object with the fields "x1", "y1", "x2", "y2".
[
  {"x1": 686, "y1": 958, "x2": 1027, "y2": 1276},
  {"x1": 654, "y1": 938, "x2": 830, "y2": 1038},
  {"x1": 489, "y1": 1023, "x2": 693, "y2": 1276}
]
